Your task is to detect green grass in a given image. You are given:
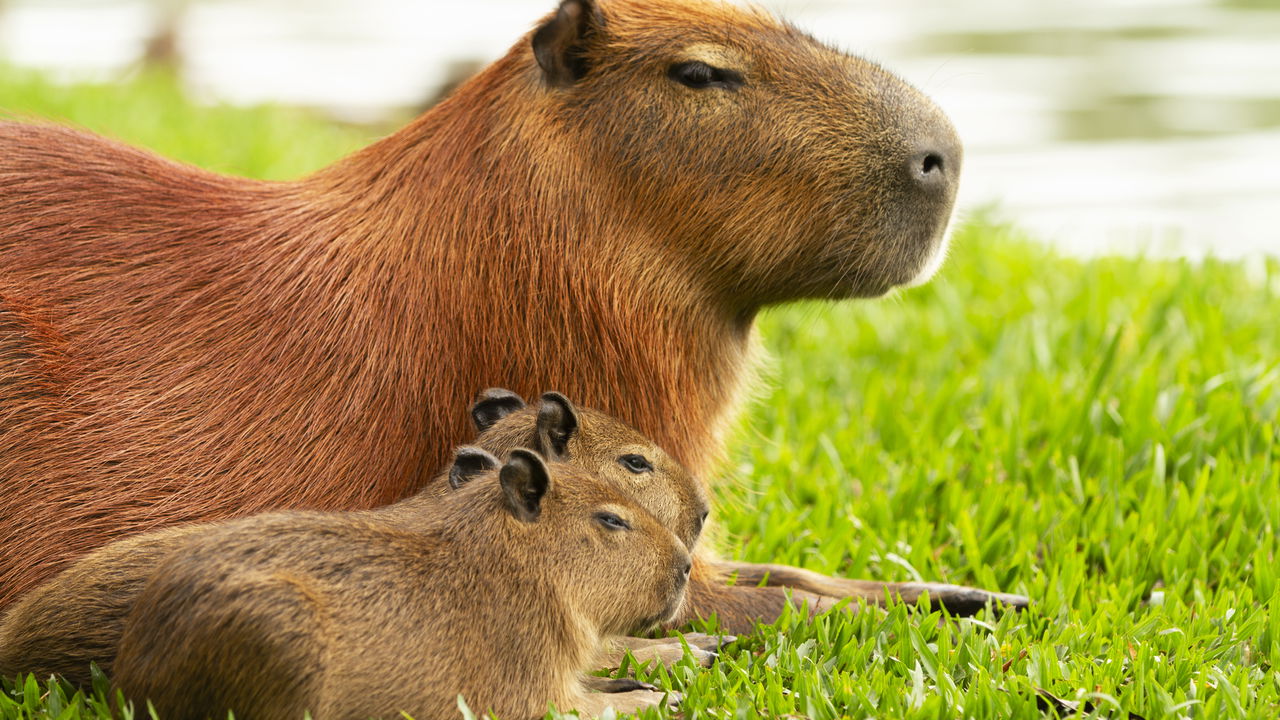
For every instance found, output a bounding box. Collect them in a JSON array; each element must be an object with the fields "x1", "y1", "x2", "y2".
[{"x1": 3, "y1": 68, "x2": 1279, "y2": 720}]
